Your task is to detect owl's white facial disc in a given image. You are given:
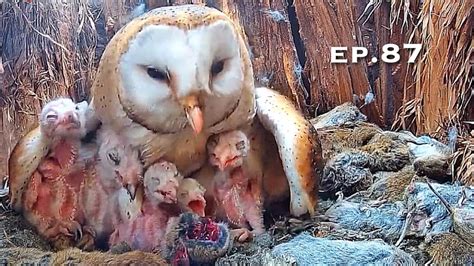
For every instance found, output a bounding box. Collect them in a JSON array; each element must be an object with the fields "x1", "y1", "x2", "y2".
[{"x1": 118, "y1": 20, "x2": 243, "y2": 133}]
